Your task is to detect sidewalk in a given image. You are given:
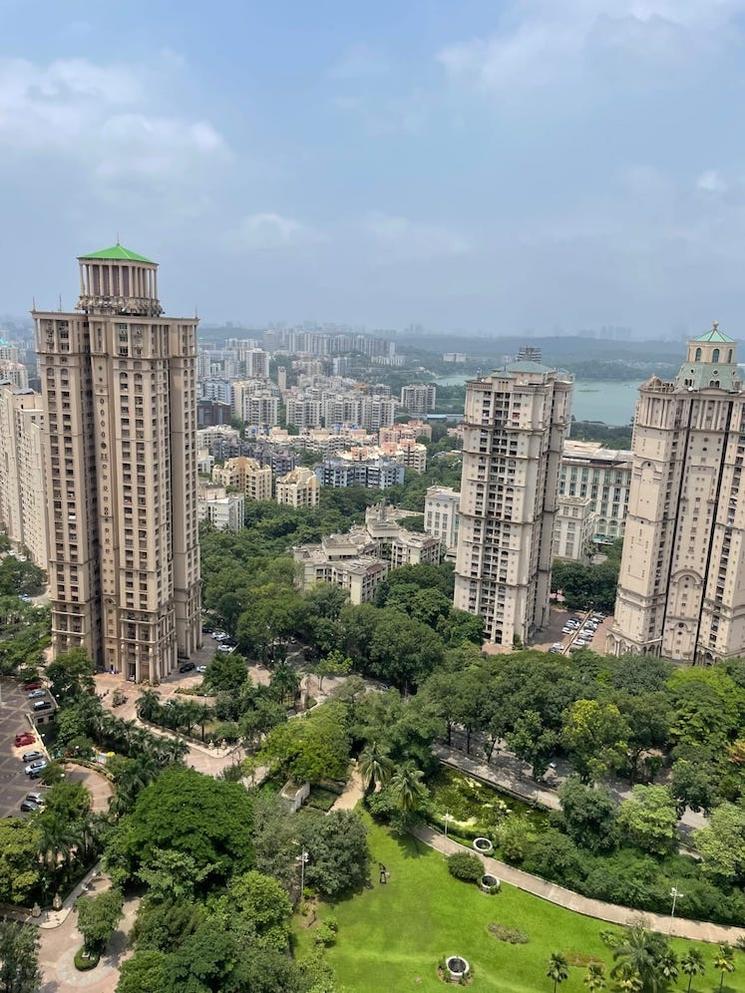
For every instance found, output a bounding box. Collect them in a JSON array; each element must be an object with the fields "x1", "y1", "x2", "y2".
[{"x1": 413, "y1": 824, "x2": 745, "y2": 944}]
